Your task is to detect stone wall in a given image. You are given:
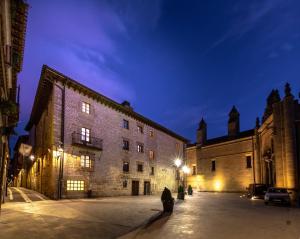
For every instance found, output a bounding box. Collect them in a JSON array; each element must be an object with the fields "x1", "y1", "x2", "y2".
[{"x1": 36, "y1": 83, "x2": 185, "y2": 198}]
